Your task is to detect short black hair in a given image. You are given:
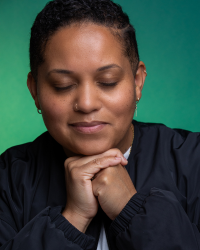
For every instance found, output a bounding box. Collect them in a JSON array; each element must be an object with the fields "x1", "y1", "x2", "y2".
[{"x1": 30, "y1": 0, "x2": 140, "y2": 81}]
